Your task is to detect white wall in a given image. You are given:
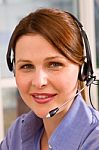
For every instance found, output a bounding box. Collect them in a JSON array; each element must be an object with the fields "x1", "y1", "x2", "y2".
[
  {"x1": 0, "y1": 0, "x2": 98, "y2": 142},
  {"x1": 79, "y1": 0, "x2": 98, "y2": 108}
]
